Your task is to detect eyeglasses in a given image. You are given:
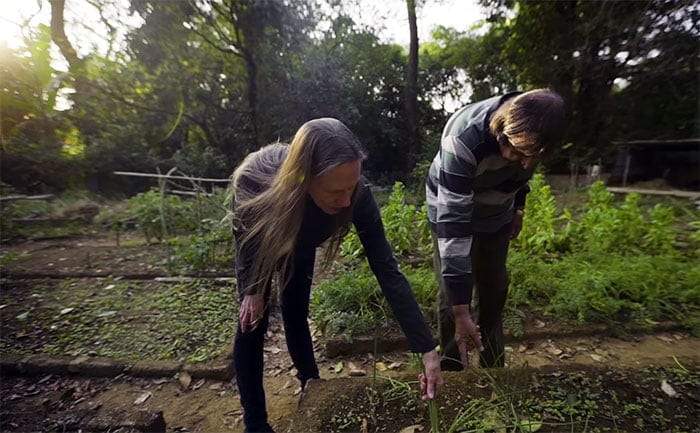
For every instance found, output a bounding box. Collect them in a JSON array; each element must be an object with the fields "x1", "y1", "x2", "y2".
[{"x1": 498, "y1": 134, "x2": 545, "y2": 159}]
